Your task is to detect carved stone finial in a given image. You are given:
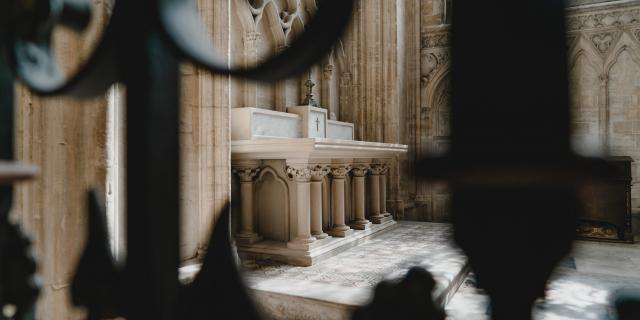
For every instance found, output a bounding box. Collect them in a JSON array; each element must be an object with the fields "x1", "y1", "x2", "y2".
[
  {"x1": 233, "y1": 167, "x2": 261, "y2": 182},
  {"x1": 286, "y1": 166, "x2": 312, "y2": 182},
  {"x1": 330, "y1": 165, "x2": 351, "y2": 179},
  {"x1": 351, "y1": 164, "x2": 369, "y2": 177}
]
